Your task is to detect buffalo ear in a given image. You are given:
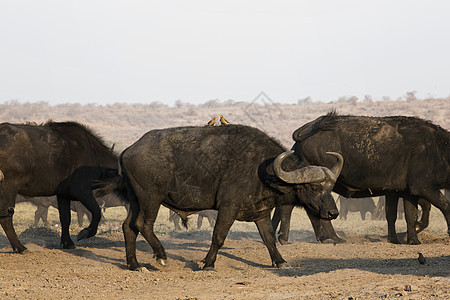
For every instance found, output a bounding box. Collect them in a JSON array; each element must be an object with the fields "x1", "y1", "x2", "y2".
[{"x1": 258, "y1": 158, "x2": 294, "y2": 194}]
